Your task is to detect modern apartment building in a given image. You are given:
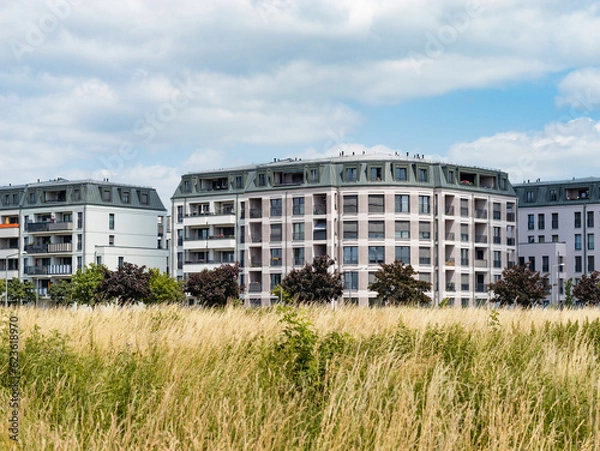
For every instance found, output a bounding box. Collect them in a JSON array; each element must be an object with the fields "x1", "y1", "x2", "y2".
[
  {"x1": 0, "y1": 178, "x2": 168, "y2": 297},
  {"x1": 515, "y1": 177, "x2": 600, "y2": 306},
  {"x1": 172, "y1": 154, "x2": 517, "y2": 307}
]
